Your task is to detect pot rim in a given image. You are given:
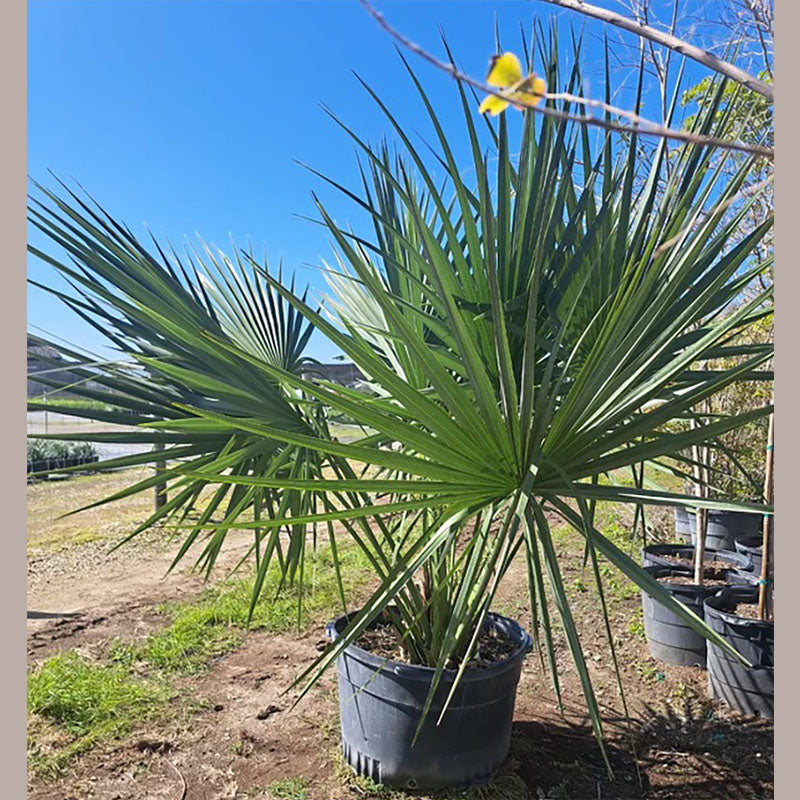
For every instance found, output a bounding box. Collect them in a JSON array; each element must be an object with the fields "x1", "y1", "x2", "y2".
[
  {"x1": 642, "y1": 565, "x2": 741, "y2": 602},
  {"x1": 326, "y1": 609, "x2": 532, "y2": 682},
  {"x1": 704, "y1": 588, "x2": 774, "y2": 628},
  {"x1": 675, "y1": 507, "x2": 768, "y2": 519},
  {"x1": 643, "y1": 544, "x2": 742, "y2": 558},
  {"x1": 642, "y1": 545, "x2": 753, "y2": 571},
  {"x1": 734, "y1": 535, "x2": 763, "y2": 551}
]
